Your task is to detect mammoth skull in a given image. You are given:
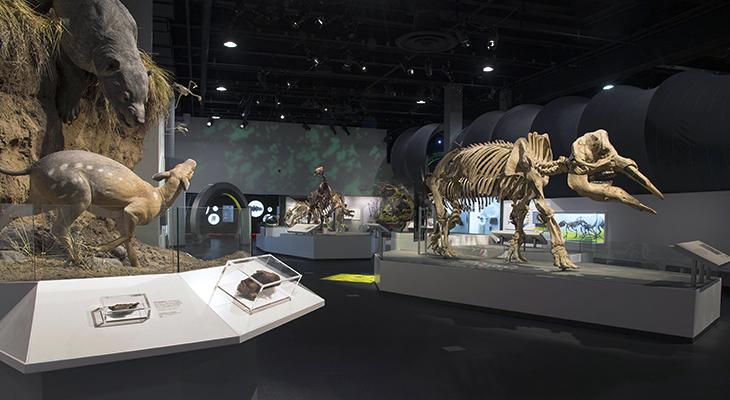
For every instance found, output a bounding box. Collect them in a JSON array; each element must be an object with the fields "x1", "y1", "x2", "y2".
[{"x1": 567, "y1": 129, "x2": 663, "y2": 214}]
